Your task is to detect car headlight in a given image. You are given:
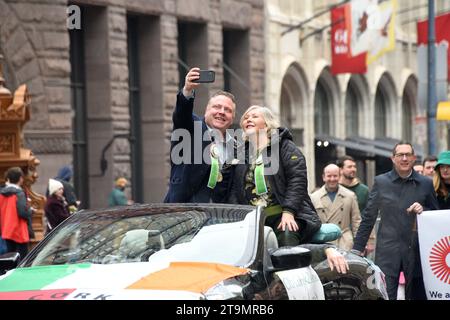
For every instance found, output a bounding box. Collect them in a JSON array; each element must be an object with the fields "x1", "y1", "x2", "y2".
[{"x1": 204, "y1": 278, "x2": 246, "y2": 300}]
